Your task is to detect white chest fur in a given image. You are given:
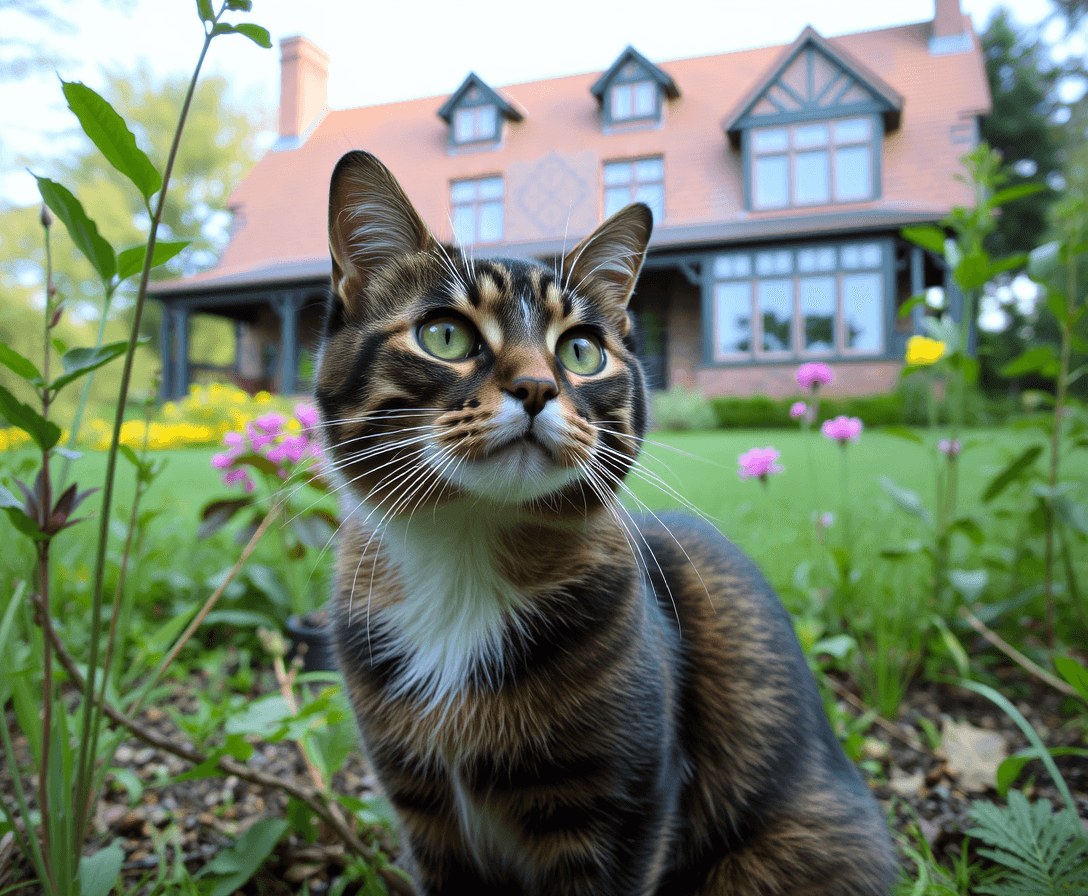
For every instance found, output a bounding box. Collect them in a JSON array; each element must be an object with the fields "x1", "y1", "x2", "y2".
[{"x1": 375, "y1": 507, "x2": 524, "y2": 707}]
